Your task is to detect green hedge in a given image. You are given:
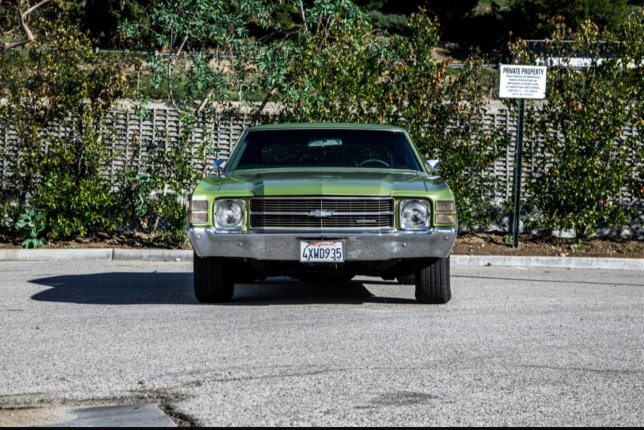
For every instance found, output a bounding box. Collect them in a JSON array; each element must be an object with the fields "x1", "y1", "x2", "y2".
[{"x1": 0, "y1": 8, "x2": 641, "y2": 247}]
